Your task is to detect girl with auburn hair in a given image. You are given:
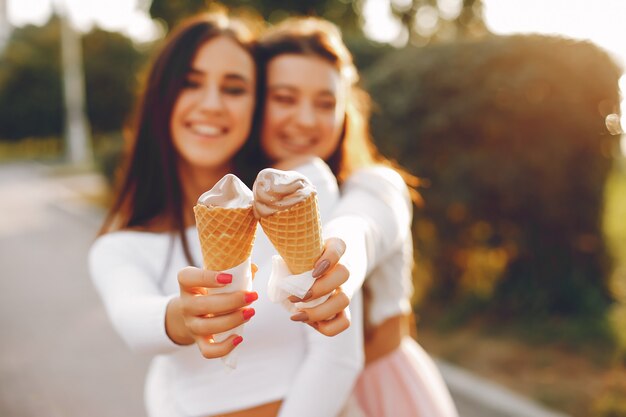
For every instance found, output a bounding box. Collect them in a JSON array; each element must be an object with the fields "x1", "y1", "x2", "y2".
[
  {"x1": 252, "y1": 16, "x2": 459, "y2": 417},
  {"x1": 90, "y1": 11, "x2": 364, "y2": 417}
]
